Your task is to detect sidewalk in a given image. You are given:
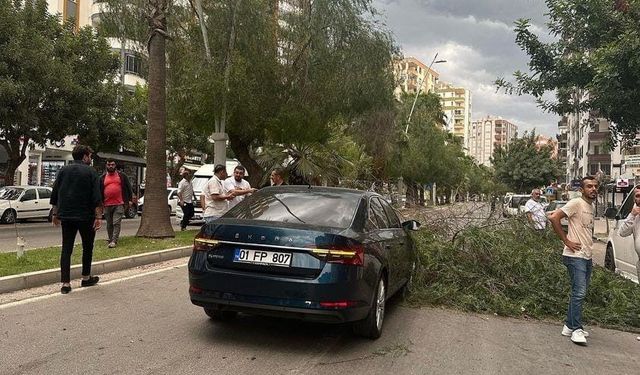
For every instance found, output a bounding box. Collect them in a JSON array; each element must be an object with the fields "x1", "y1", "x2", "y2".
[{"x1": 0, "y1": 245, "x2": 191, "y2": 294}]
